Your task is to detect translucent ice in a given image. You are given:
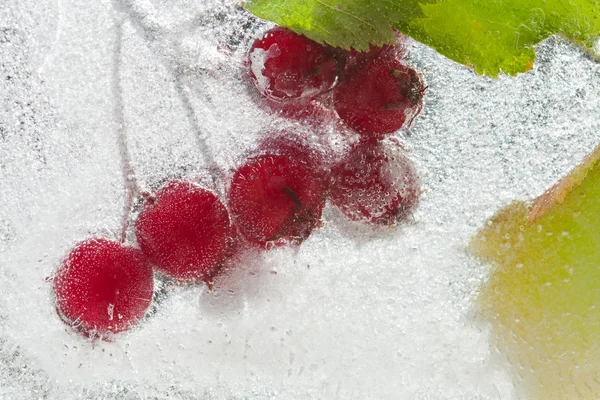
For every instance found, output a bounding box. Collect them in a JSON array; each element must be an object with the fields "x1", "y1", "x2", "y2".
[{"x1": 2, "y1": 0, "x2": 600, "y2": 398}]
